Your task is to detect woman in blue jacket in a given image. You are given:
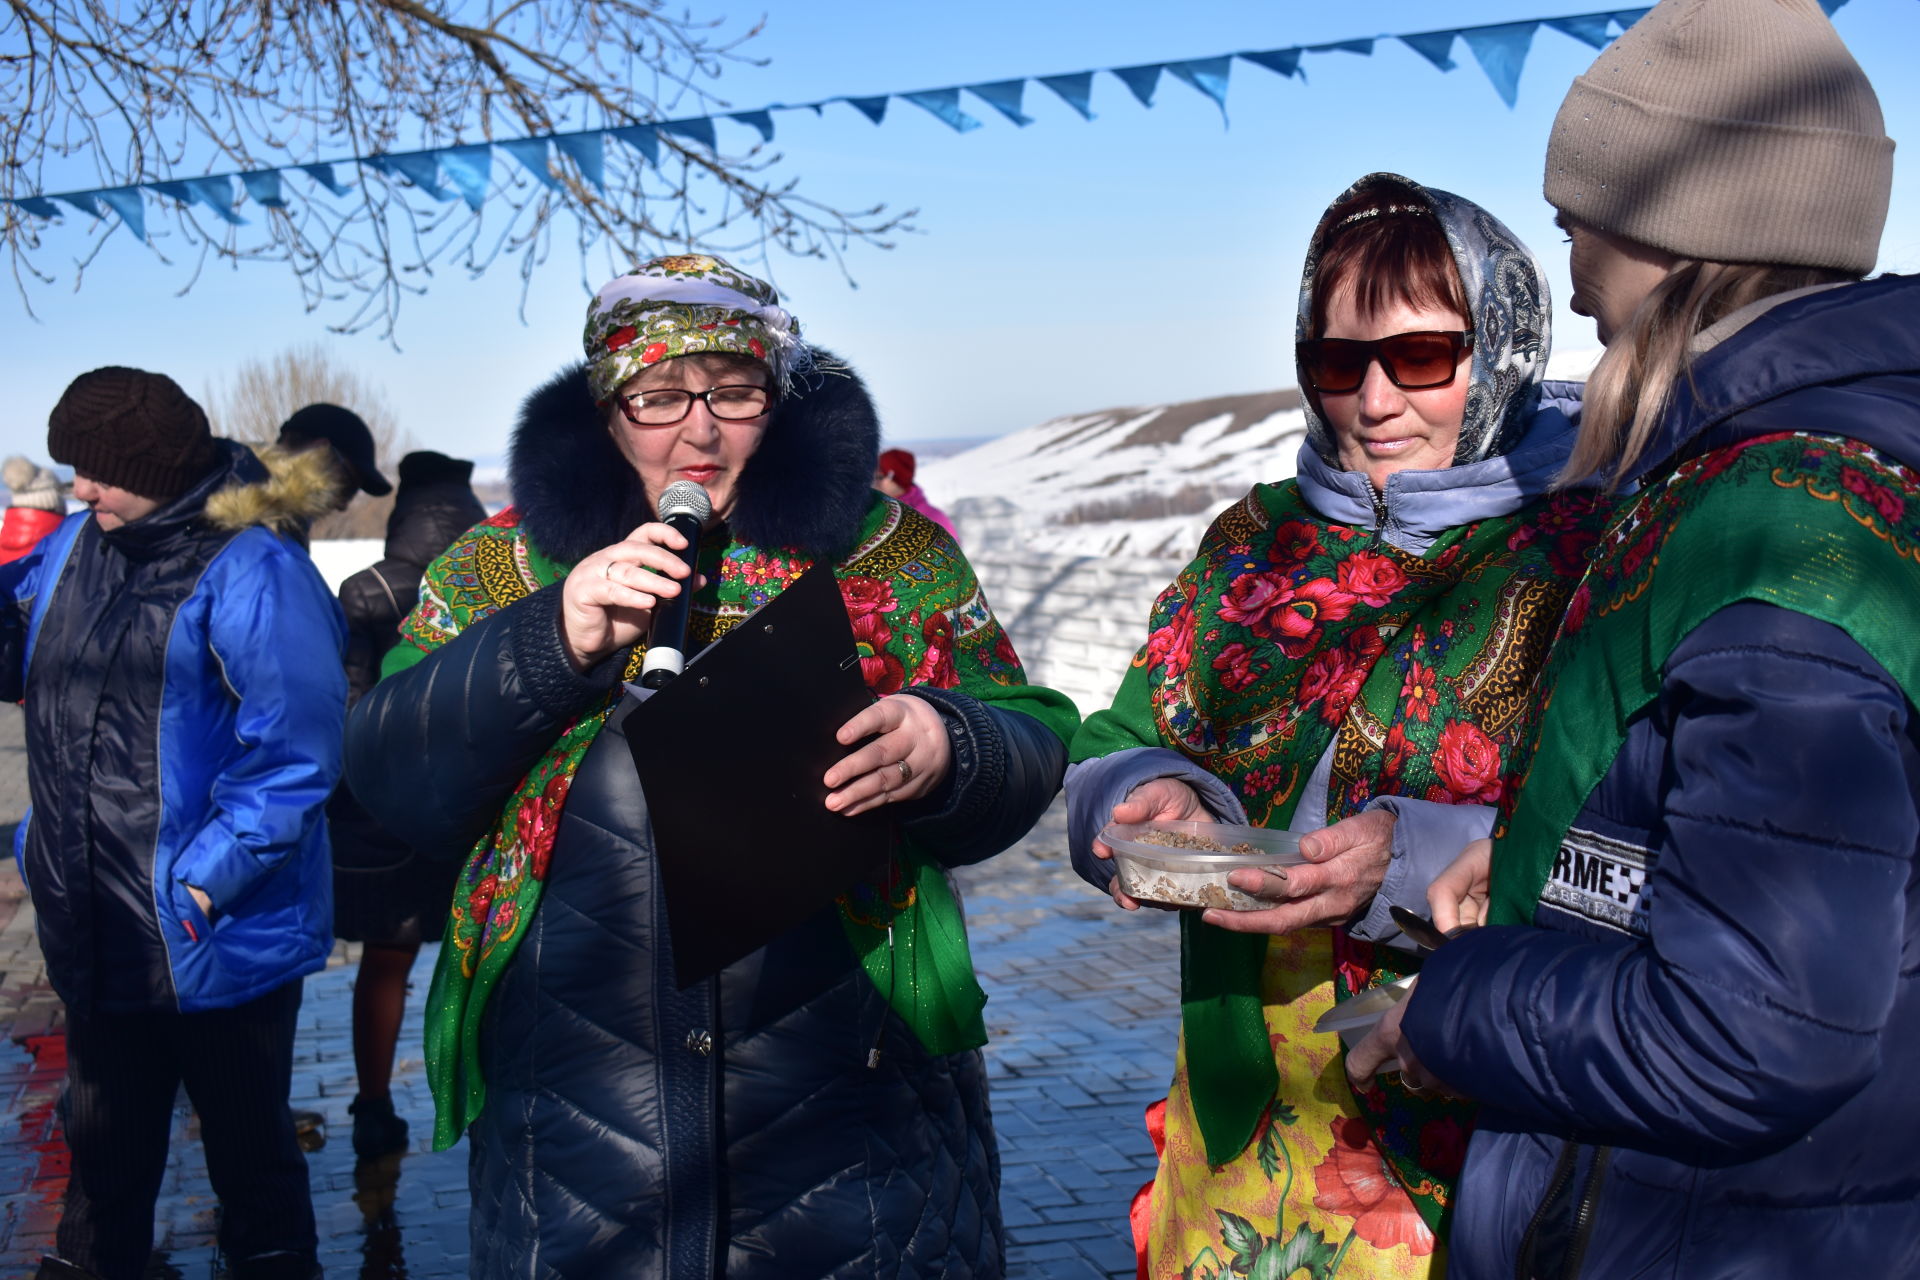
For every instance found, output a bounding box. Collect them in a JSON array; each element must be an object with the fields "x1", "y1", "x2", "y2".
[
  {"x1": 3, "y1": 368, "x2": 347, "y2": 1280},
  {"x1": 1347, "y1": 3, "x2": 1920, "y2": 1277}
]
